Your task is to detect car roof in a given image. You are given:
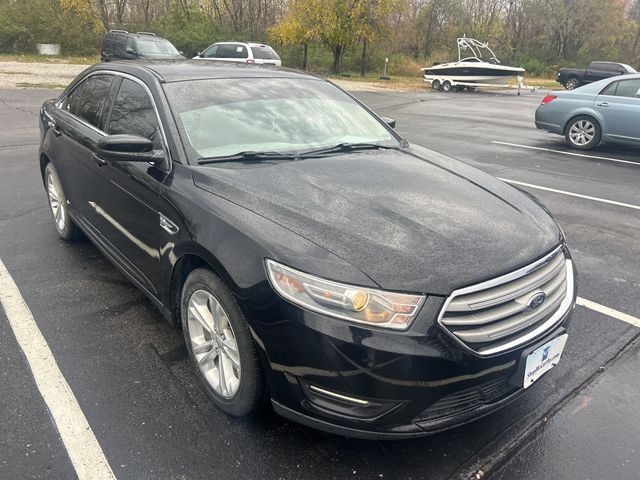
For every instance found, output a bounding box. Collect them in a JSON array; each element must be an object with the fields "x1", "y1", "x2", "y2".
[
  {"x1": 211, "y1": 41, "x2": 273, "y2": 47},
  {"x1": 106, "y1": 31, "x2": 169, "y2": 41},
  {"x1": 88, "y1": 60, "x2": 315, "y2": 83}
]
